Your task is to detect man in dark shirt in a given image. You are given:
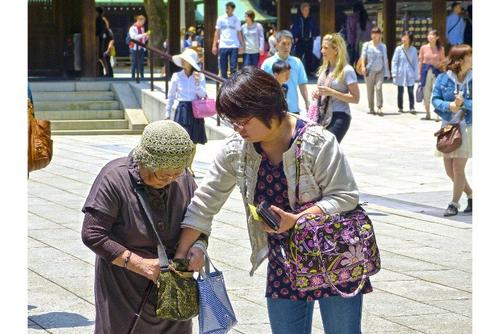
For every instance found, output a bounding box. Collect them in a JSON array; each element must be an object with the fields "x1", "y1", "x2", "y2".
[{"x1": 291, "y1": 2, "x2": 319, "y2": 75}]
